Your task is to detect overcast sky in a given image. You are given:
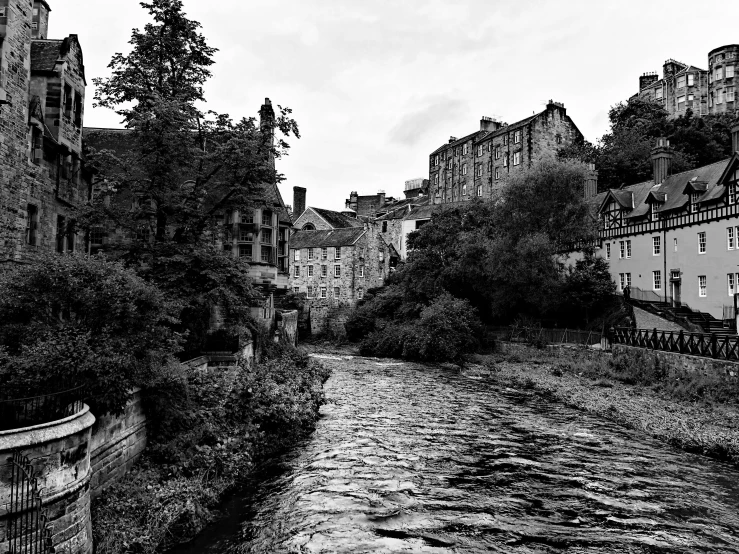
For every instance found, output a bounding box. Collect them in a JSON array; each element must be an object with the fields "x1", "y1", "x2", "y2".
[{"x1": 56, "y1": 0, "x2": 738, "y2": 211}]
